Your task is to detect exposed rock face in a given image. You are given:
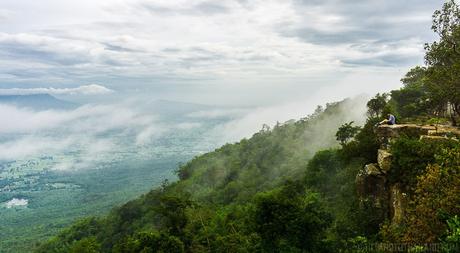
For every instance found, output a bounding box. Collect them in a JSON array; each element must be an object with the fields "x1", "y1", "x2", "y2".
[
  {"x1": 420, "y1": 135, "x2": 459, "y2": 145},
  {"x1": 363, "y1": 163, "x2": 382, "y2": 176},
  {"x1": 376, "y1": 124, "x2": 434, "y2": 148},
  {"x1": 390, "y1": 183, "x2": 407, "y2": 224},
  {"x1": 357, "y1": 124, "x2": 460, "y2": 226},
  {"x1": 356, "y1": 163, "x2": 388, "y2": 209},
  {"x1": 428, "y1": 125, "x2": 460, "y2": 138},
  {"x1": 377, "y1": 149, "x2": 392, "y2": 172}
]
